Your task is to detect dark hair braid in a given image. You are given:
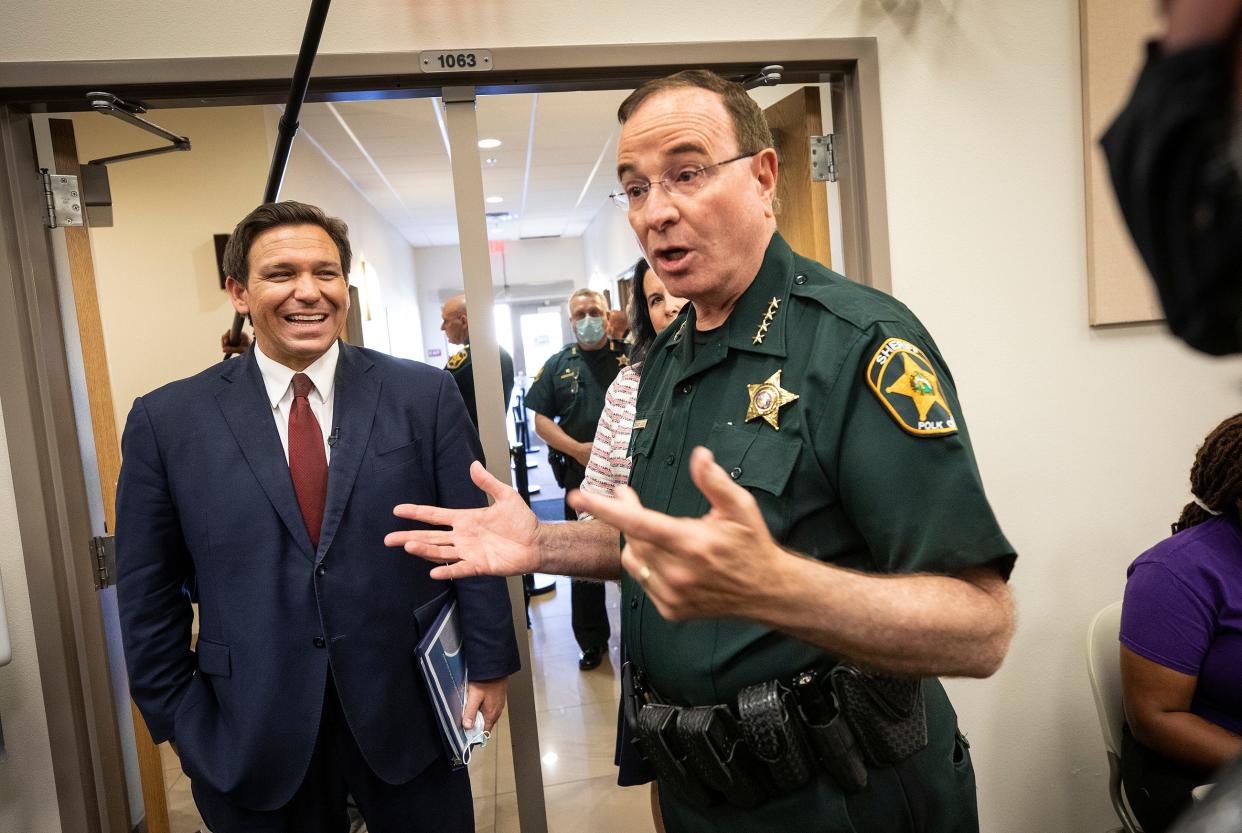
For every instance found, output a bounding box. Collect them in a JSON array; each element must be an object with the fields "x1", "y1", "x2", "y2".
[{"x1": 1174, "y1": 413, "x2": 1242, "y2": 533}]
